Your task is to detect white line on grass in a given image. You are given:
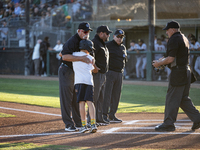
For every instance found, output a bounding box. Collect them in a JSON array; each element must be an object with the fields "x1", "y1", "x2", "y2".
[{"x1": 0, "y1": 106, "x2": 61, "y2": 117}]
